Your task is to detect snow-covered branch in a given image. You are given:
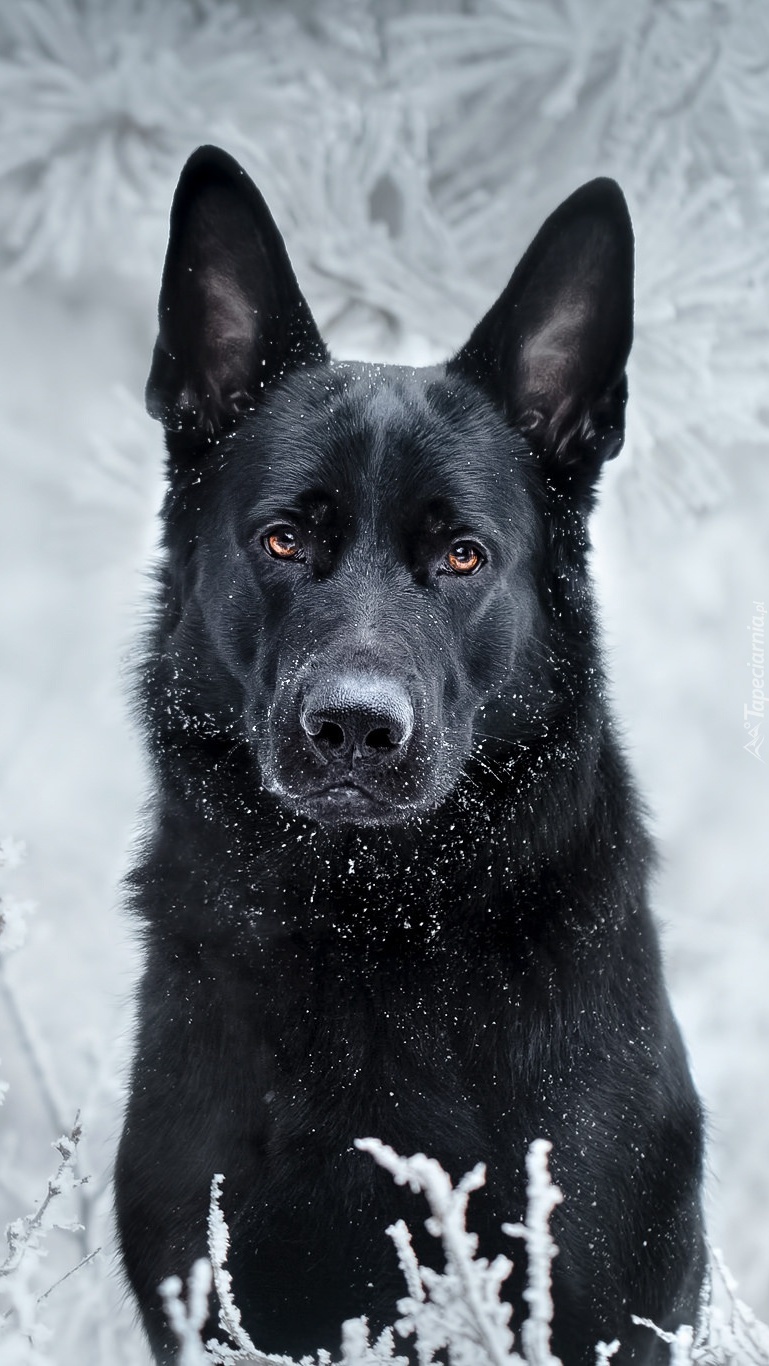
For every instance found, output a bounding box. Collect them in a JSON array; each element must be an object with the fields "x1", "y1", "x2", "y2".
[
  {"x1": 161, "y1": 1138, "x2": 769, "y2": 1366},
  {"x1": 0, "y1": 838, "x2": 122, "y2": 1365},
  {"x1": 0, "y1": 1115, "x2": 94, "y2": 1361},
  {"x1": 357, "y1": 1136, "x2": 516, "y2": 1365},
  {"x1": 502, "y1": 1139, "x2": 563, "y2": 1366}
]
